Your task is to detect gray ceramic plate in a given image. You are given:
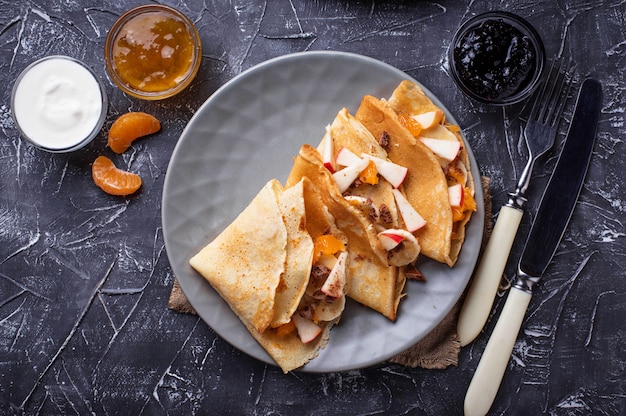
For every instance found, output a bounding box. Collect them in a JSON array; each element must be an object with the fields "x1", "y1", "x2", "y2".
[{"x1": 162, "y1": 51, "x2": 484, "y2": 373}]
